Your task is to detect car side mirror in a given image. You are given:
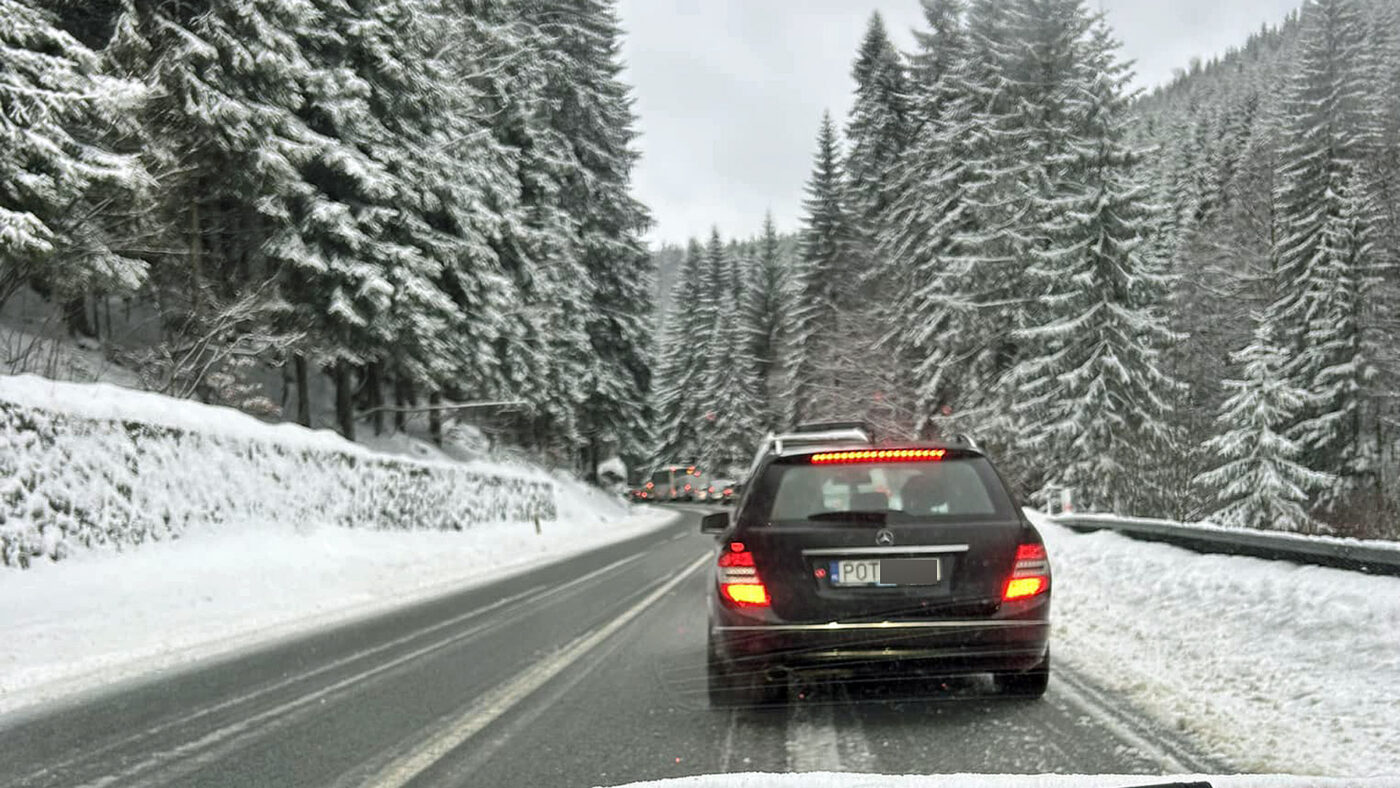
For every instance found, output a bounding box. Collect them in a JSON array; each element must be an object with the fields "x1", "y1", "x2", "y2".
[{"x1": 700, "y1": 511, "x2": 729, "y2": 534}]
